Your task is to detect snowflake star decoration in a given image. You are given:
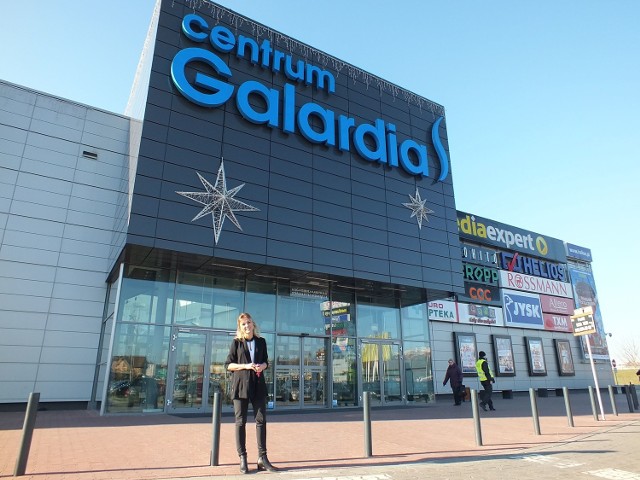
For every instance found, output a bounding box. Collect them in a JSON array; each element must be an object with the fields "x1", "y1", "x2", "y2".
[
  {"x1": 176, "y1": 159, "x2": 259, "y2": 244},
  {"x1": 403, "y1": 188, "x2": 434, "y2": 230}
]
